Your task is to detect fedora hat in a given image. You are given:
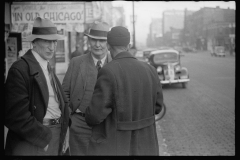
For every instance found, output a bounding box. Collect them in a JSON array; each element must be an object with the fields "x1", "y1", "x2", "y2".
[
  {"x1": 25, "y1": 17, "x2": 63, "y2": 42},
  {"x1": 84, "y1": 22, "x2": 109, "y2": 40}
]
